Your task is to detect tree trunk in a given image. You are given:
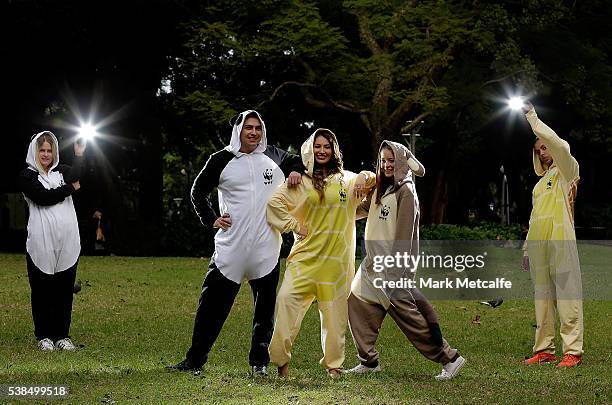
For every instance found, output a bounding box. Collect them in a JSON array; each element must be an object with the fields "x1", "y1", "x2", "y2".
[{"x1": 430, "y1": 168, "x2": 448, "y2": 224}]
